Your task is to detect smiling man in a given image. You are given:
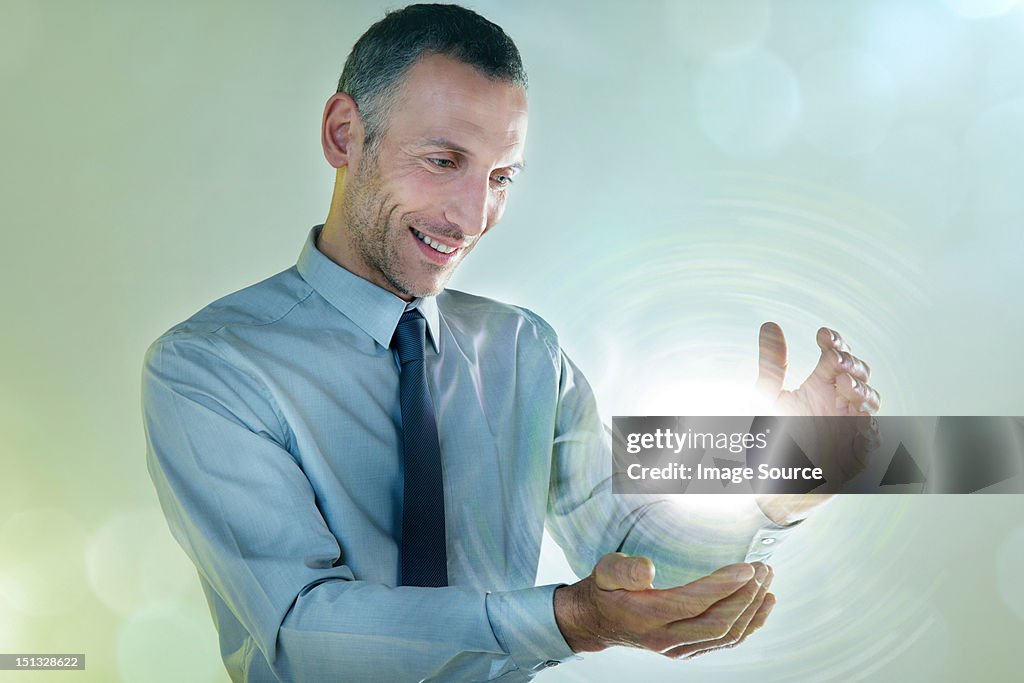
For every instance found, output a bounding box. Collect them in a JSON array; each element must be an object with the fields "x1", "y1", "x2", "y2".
[
  {"x1": 142, "y1": 4, "x2": 879, "y2": 682},
  {"x1": 318, "y1": 52, "x2": 526, "y2": 298}
]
